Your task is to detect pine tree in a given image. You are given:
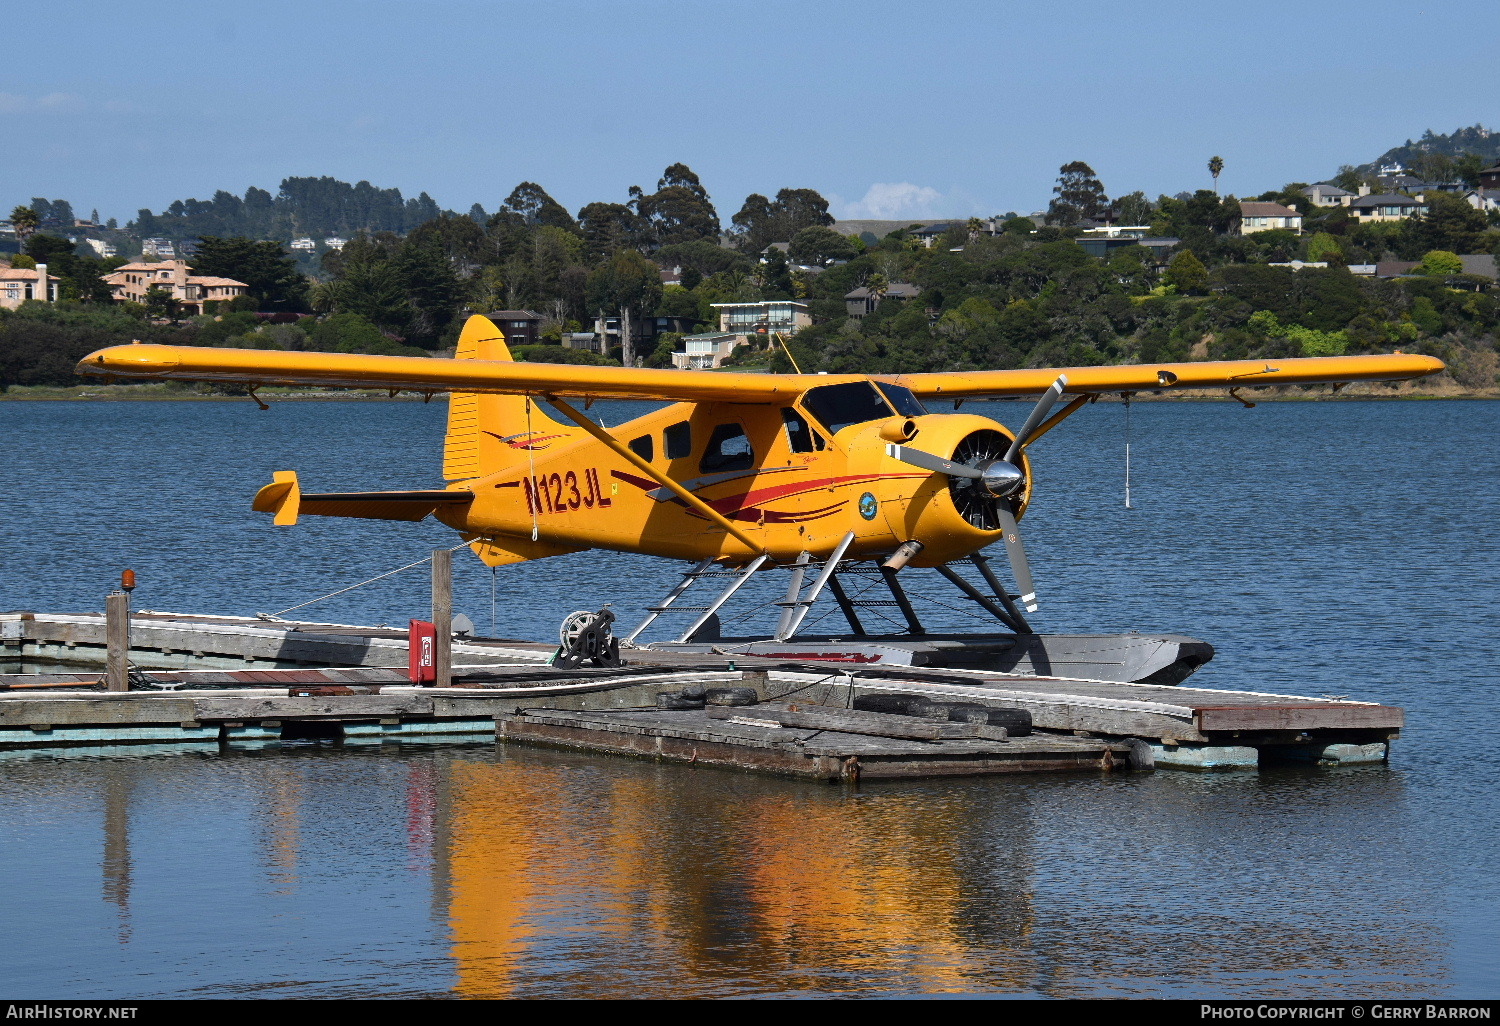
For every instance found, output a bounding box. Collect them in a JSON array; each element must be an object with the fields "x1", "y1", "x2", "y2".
[{"x1": 1045, "y1": 162, "x2": 1108, "y2": 226}]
